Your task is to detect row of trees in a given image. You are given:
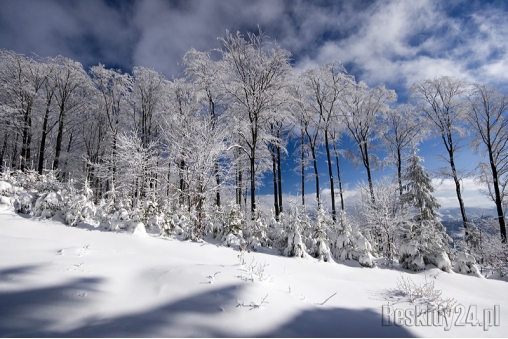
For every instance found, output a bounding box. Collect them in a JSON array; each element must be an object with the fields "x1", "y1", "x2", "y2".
[{"x1": 0, "y1": 29, "x2": 507, "y2": 244}]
